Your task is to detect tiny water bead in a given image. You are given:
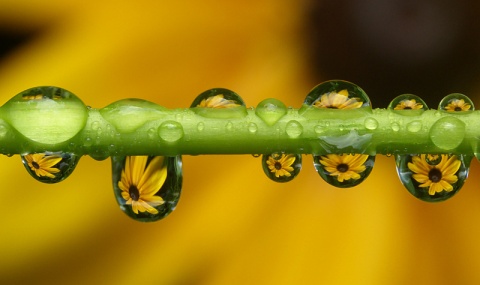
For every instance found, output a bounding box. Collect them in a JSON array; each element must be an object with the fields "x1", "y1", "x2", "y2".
[
  {"x1": 262, "y1": 153, "x2": 302, "y2": 183},
  {"x1": 111, "y1": 155, "x2": 182, "y2": 222},
  {"x1": 248, "y1": 122, "x2": 258, "y2": 134},
  {"x1": 3, "y1": 86, "x2": 88, "y2": 145},
  {"x1": 21, "y1": 152, "x2": 80, "y2": 183},
  {"x1": 364, "y1": 117, "x2": 378, "y2": 130},
  {"x1": 304, "y1": 80, "x2": 371, "y2": 109},
  {"x1": 439, "y1": 93, "x2": 474, "y2": 112},
  {"x1": 158, "y1": 121, "x2": 184, "y2": 143},
  {"x1": 255, "y1": 98, "x2": 287, "y2": 126},
  {"x1": 429, "y1": 116, "x2": 466, "y2": 150},
  {"x1": 285, "y1": 120, "x2": 303, "y2": 138},
  {"x1": 190, "y1": 88, "x2": 247, "y2": 118},
  {"x1": 395, "y1": 154, "x2": 470, "y2": 202},
  {"x1": 313, "y1": 153, "x2": 375, "y2": 188},
  {"x1": 388, "y1": 94, "x2": 428, "y2": 111}
]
